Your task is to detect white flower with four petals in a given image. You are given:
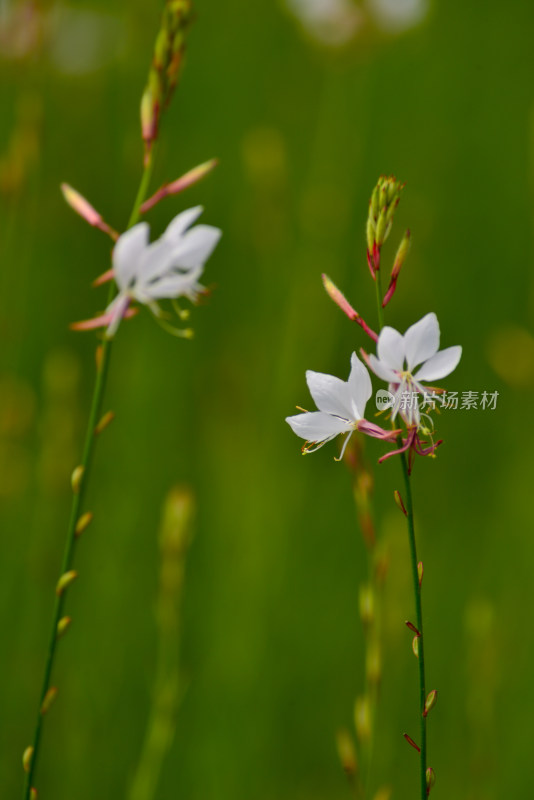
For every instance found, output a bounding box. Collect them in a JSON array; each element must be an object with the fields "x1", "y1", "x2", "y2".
[
  {"x1": 368, "y1": 312, "x2": 461, "y2": 426},
  {"x1": 286, "y1": 353, "x2": 399, "y2": 458},
  {"x1": 104, "y1": 206, "x2": 221, "y2": 337}
]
